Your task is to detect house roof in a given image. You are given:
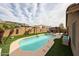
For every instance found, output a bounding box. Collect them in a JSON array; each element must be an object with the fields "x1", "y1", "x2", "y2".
[
  {"x1": 66, "y1": 3, "x2": 79, "y2": 27},
  {"x1": 66, "y1": 3, "x2": 79, "y2": 13}
]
